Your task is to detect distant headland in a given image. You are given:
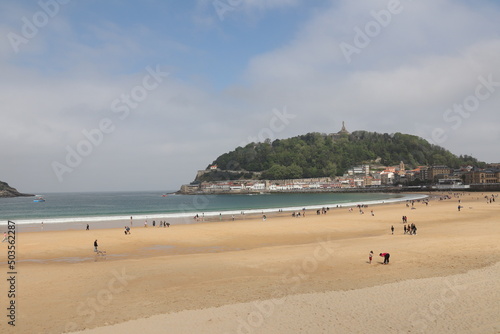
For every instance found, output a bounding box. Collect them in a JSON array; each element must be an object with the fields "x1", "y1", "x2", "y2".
[{"x1": 0, "y1": 181, "x2": 34, "y2": 198}]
